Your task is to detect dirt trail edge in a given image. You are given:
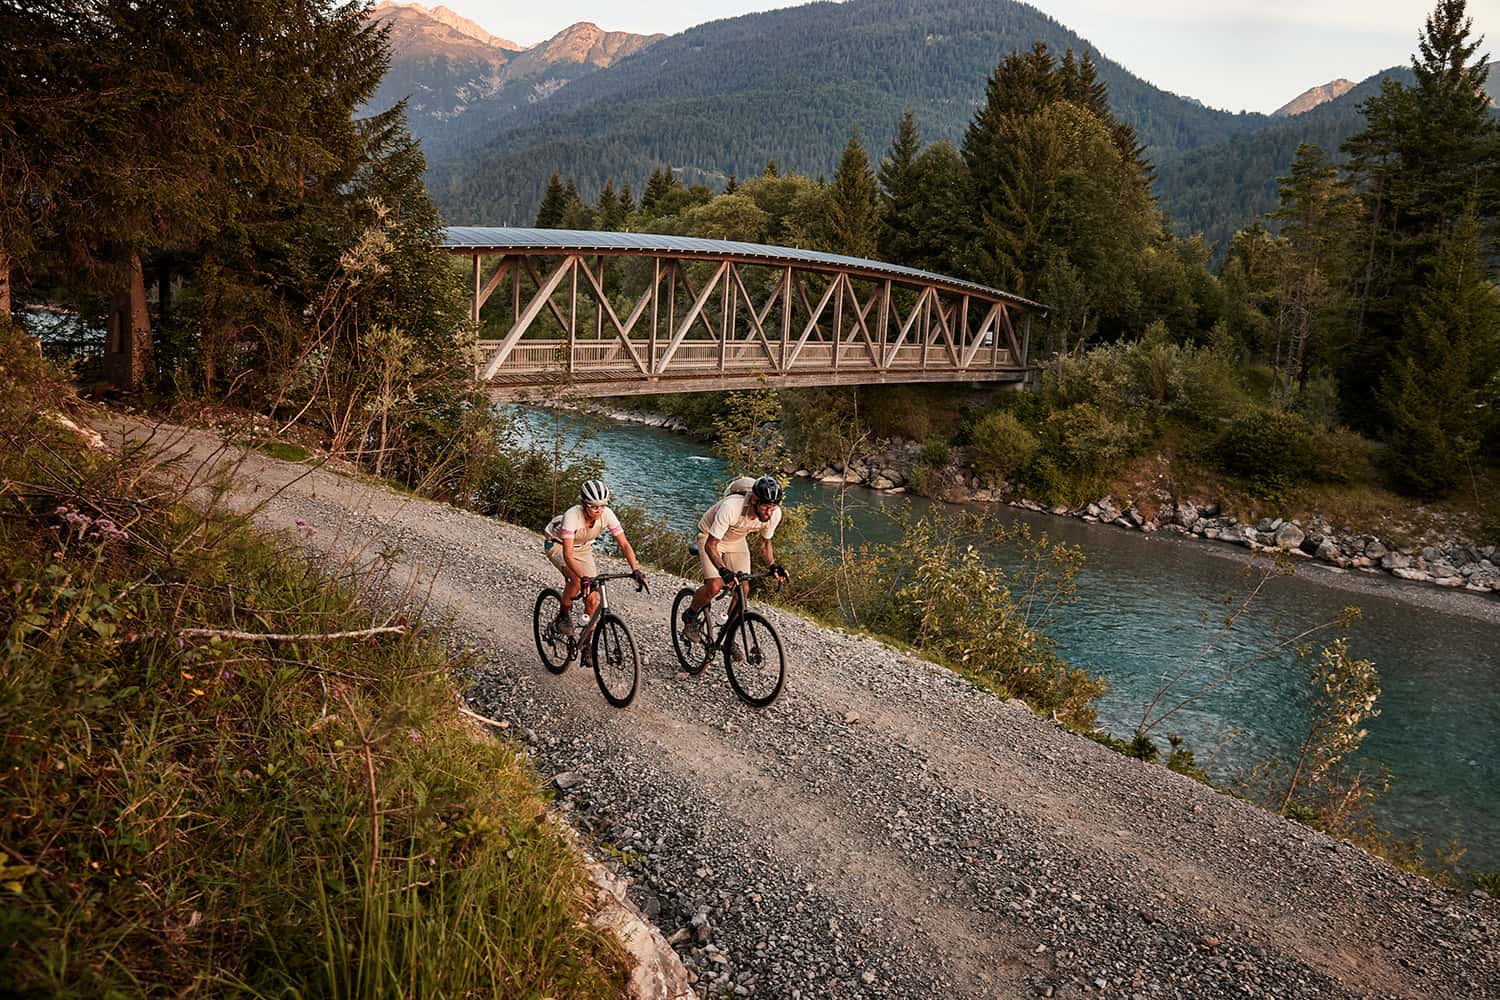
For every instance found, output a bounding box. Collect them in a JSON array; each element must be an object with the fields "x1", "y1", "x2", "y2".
[{"x1": 115, "y1": 421, "x2": 1497, "y2": 1000}]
